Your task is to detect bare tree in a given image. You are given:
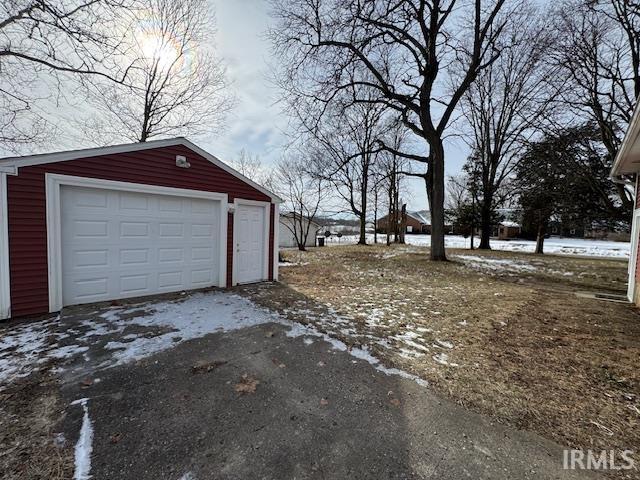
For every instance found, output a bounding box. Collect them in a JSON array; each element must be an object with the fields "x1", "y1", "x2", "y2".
[
  {"x1": 377, "y1": 121, "x2": 411, "y2": 245},
  {"x1": 304, "y1": 97, "x2": 388, "y2": 245},
  {"x1": 229, "y1": 149, "x2": 266, "y2": 184},
  {"x1": 0, "y1": 0, "x2": 131, "y2": 152},
  {"x1": 554, "y1": 0, "x2": 640, "y2": 212},
  {"x1": 462, "y1": 6, "x2": 558, "y2": 249},
  {"x1": 269, "y1": 0, "x2": 516, "y2": 261},
  {"x1": 273, "y1": 156, "x2": 327, "y2": 251},
  {"x1": 82, "y1": 0, "x2": 233, "y2": 143}
]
